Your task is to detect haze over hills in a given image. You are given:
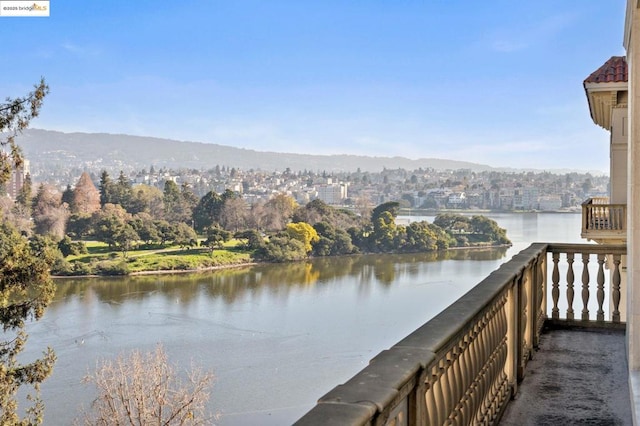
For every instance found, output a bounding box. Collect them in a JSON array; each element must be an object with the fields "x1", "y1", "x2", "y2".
[{"x1": 16, "y1": 129, "x2": 603, "y2": 175}]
